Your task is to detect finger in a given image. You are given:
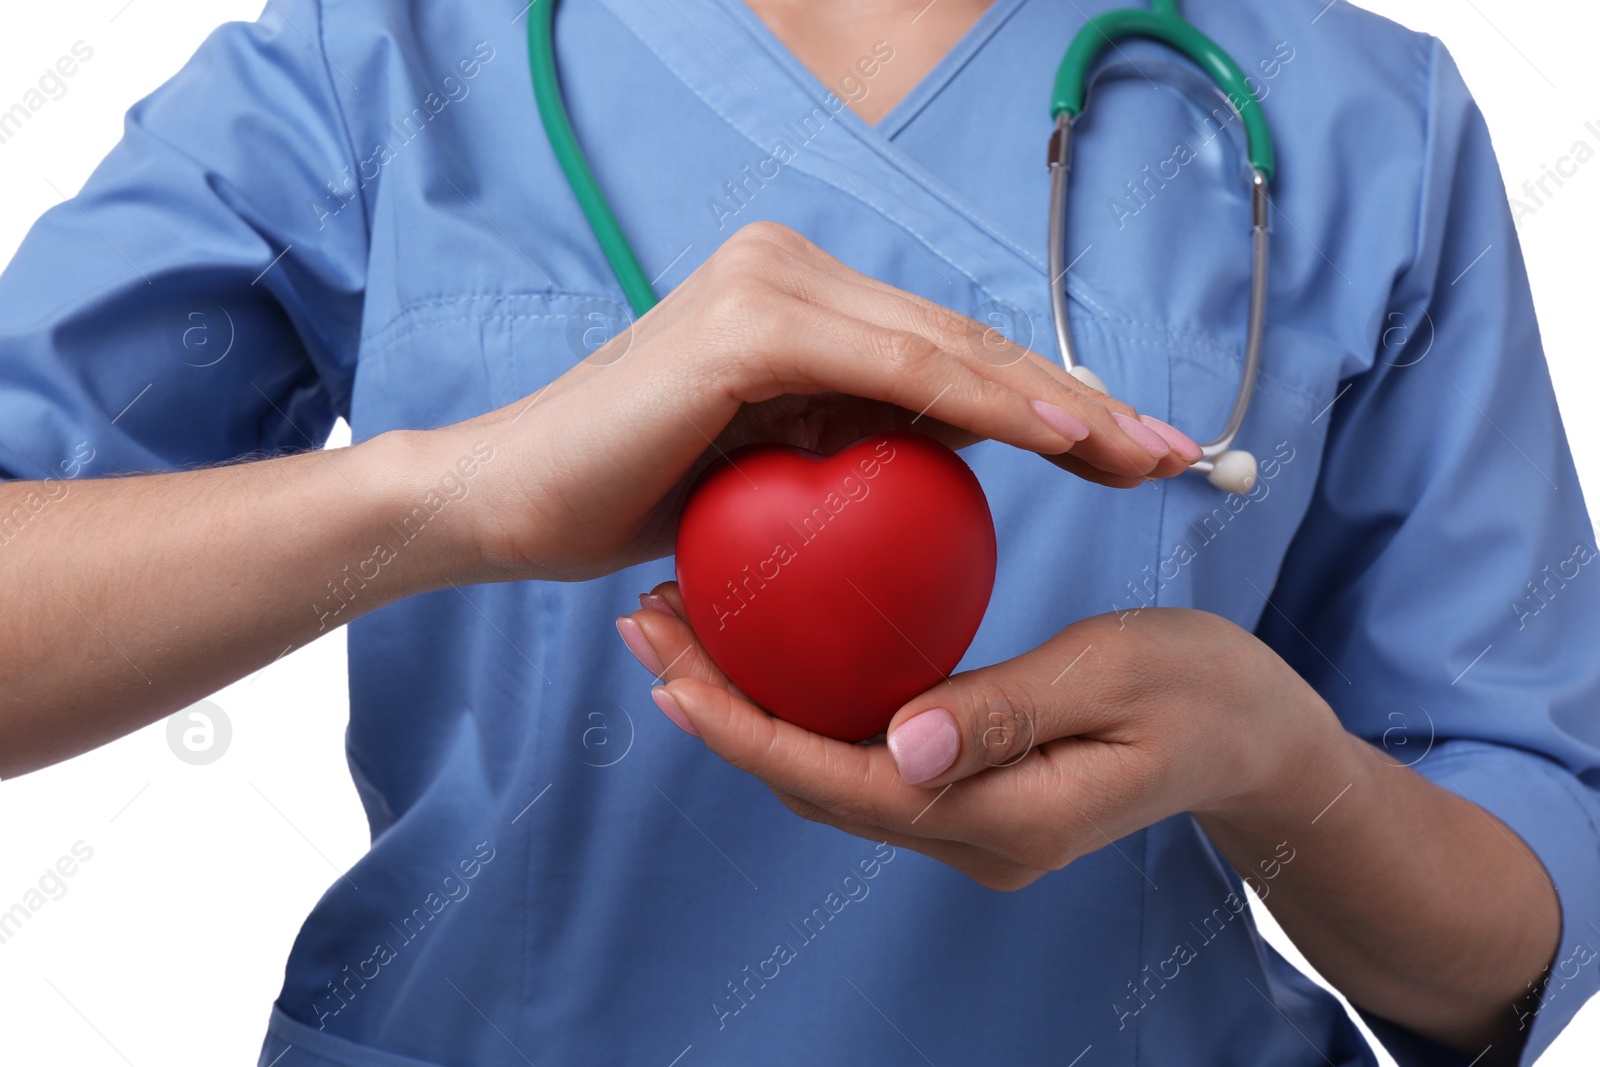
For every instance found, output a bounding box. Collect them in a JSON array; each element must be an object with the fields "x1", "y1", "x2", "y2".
[
  {"x1": 714, "y1": 391, "x2": 986, "y2": 458},
  {"x1": 656, "y1": 675, "x2": 987, "y2": 832},
  {"x1": 700, "y1": 231, "x2": 1190, "y2": 483},
  {"x1": 749, "y1": 225, "x2": 1114, "y2": 411},
  {"x1": 795, "y1": 299, "x2": 1181, "y2": 482},
  {"x1": 834, "y1": 407, "x2": 1109, "y2": 488},
  {"x1": 883, "y1": 629, "x2": 1124, "y2": 788},
  {"x1": 774, "y1": 271, "x2": 1177, "y2": 479},
  {"x1": 1040, "y1": 449, "x2": 1153, "y2": 490},
  {"x1": 661, "y1": 671, "x2": 1118, "y2": 876},
  {"x1": 740, "y1": 228, "x2": 1200, "y2": 480},
  {"x1": 621, "y1": 589, "x2": 751, "y2": 704},
  {"x1": 710, "y1": 390, "x2": 1149, "y2": 492},
  {"x1": 1018, "y1": 354, "x2": 1202, "y2": 482},
  {"x1": 725, "y1": 290, "x2": 1115, "y2": 465},
  {"x1": 639, "y1": 580, "x2": 686, "y2": 621},
  {"x1": 831, "y1": 281, "x2": 1194, "y2": 483},
  {"x1": 557, "y1": 281, "x2": 1081, "y2": 508}
]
